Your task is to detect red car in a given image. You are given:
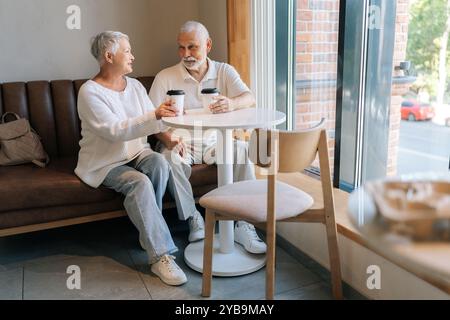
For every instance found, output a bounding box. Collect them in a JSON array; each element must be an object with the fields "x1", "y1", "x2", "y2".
[{"x1": 401, "y1": 100, "x2": 435, "y2": 121}]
